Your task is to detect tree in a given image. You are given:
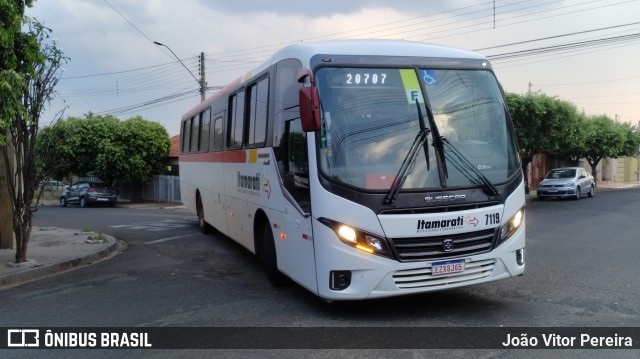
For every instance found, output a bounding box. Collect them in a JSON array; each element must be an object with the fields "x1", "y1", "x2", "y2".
[
  {"x1": 0, "y1": 0, "x2": 31, "y2": 249},
  {"x1": 37, "y1": 113, "x2": 171, "y2": 185},
  {"x1": 0, "y1": 12, "x2": 67, "y2": 261},
  {"x1": 618, "y1": 121, "x2": 640, "y2": 158},
  {"x1": 506, "y1": 92, "x2": 585, "y2": 193},
  {"x1": 578, "y1": 115, "x2": 625, "y2": 183}
]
